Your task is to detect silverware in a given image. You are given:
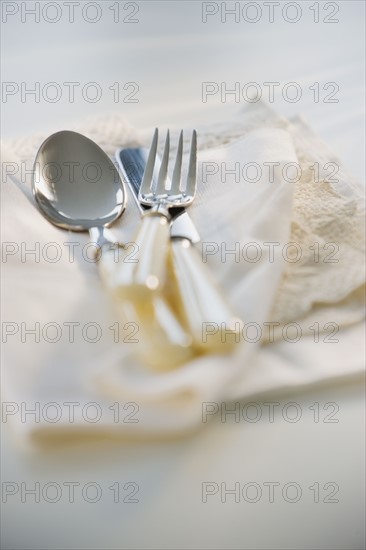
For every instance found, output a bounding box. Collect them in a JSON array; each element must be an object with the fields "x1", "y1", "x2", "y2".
[
  {"x1": 115, "y1": 128, "x2": 197, "y2": 299},
  {"x1": 116, "y1": 145, "x2": 200, "y2": 243},
  {"x1": 33, "y1": 130, "x2": 135, "y2": 307},
  {"x1": 33, "y1": 130, "x2": 126, "y2": 249},
  {"x1": 117, "y1": 131, "x2": 242, "y2": 352},
  {"x1": 33, "y1": 130, "x2": 194, "y2": 370}
]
